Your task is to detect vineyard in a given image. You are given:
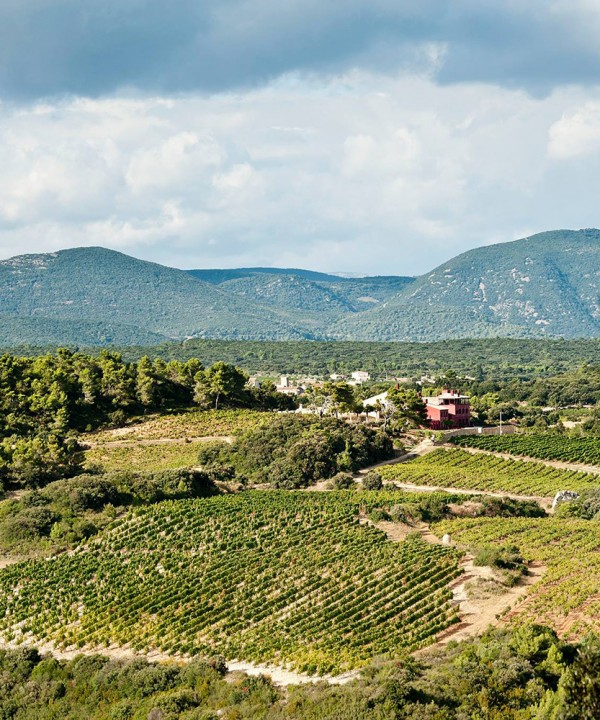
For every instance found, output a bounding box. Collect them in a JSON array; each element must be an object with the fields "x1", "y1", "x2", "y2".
[
  {"x1": 85, "y1": 441, "x2": 208, "y2": 473},
  {"x1": 85, "y1": 409, "x2": 270, "y2": 444},
  {"x1": 452, "y1": 434, "x2": 600, "y2": 468},
  {"x1": 83, "y1": 409, "x2": 274, "y2": 473},
  {"x1": 433, "y1": 515, "x2": 600, "y2": 638},
  {"x1": 380, "y1": 449, "x2": 600, "y2": 497},
  {"x1": 0, "y1": 491, "x2": 461, "y2": 674}
]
